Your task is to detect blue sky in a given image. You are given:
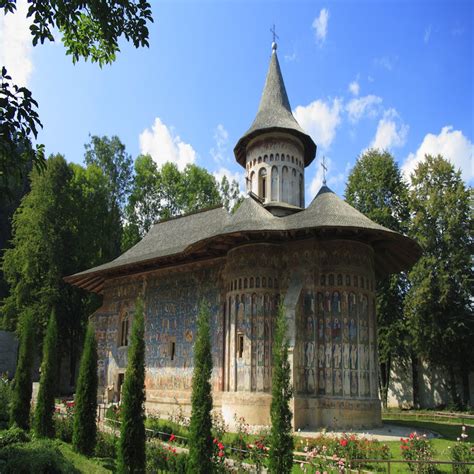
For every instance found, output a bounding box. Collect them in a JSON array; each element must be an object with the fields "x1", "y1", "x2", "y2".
[{"x1": 1, "y1": 0, "x2": 472, "y2": 201}]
